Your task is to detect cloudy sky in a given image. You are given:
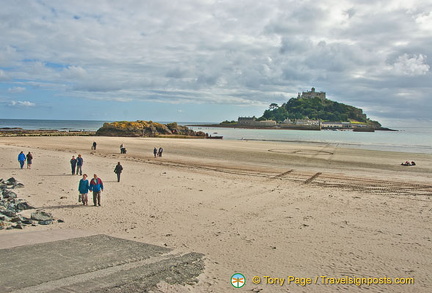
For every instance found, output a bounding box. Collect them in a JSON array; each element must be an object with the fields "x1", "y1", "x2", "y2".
[{"x1": 1, "y1": 0, "x2": 431, "y2": 126}]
